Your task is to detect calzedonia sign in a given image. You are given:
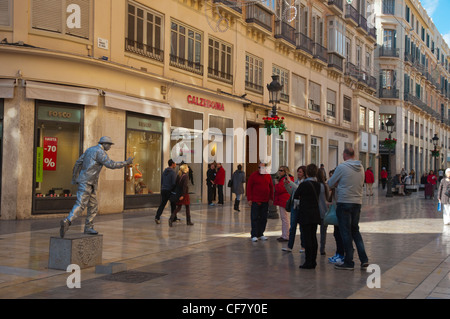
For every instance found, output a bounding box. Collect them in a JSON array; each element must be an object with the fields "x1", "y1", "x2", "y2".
[{"x1": 187, "y1": 95, "x2": 225, "y2": 111}]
